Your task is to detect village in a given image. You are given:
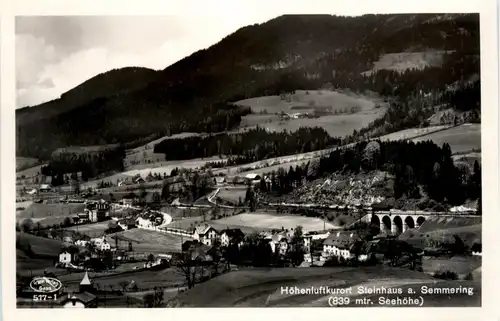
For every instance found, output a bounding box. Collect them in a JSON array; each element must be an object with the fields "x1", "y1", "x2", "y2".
[
  {"x1": 16, "y1": 166, "x2": 482, "y2": 308},
  {"x1": 13, "y1": 13, "x2": 484, "y2": 308}
]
